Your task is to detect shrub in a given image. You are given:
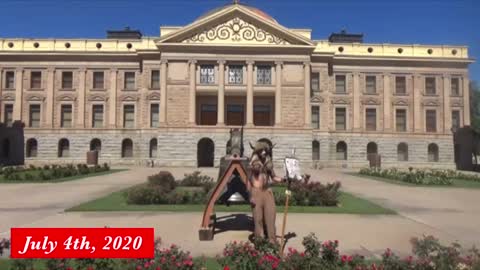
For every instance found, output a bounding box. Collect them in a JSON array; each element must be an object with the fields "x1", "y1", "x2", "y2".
[
  {"x1": 276, "y1": 175, "x2": 341, "y2": 207},
  {"x1": 125, "y1": 184, "x2": 169, "y2": 205},
  {"x1": 45, "y1": 258, "x2": 72, "y2": 270},
  {"x1": 359, "y1": 167, "x2": 453, "y2": 185},
  {"x1": 148, "y1": 171, "x2": 176, "y2": 192}
]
